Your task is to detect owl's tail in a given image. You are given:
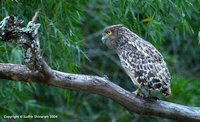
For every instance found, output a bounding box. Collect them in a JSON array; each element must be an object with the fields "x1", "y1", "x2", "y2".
[{"x1": 161, "y1": 86, "x2": 171, "y2": 96}]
